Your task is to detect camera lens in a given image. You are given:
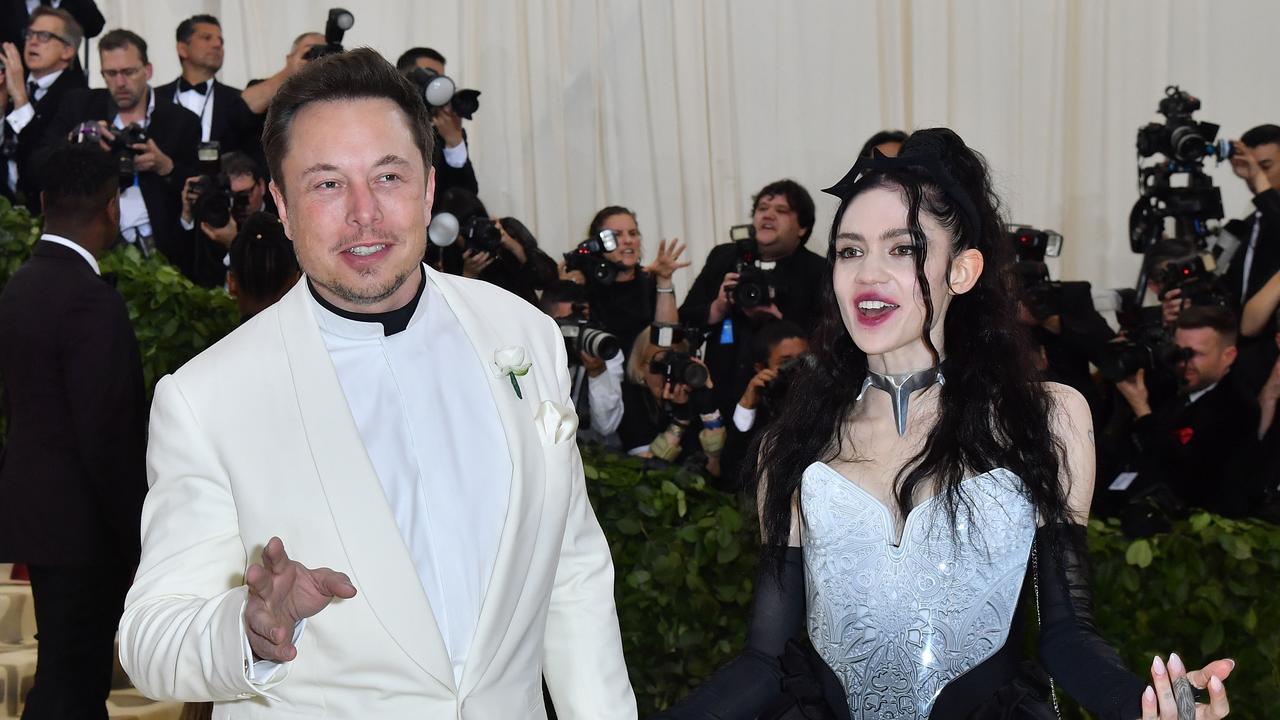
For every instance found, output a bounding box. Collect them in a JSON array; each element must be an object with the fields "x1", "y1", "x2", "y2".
[
  {"x1": 579, "y1": 328, "x2": 620, "y2": 361},
  {"x1": 682, "y1": 362, "x2": 709, "y2": 389}
]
